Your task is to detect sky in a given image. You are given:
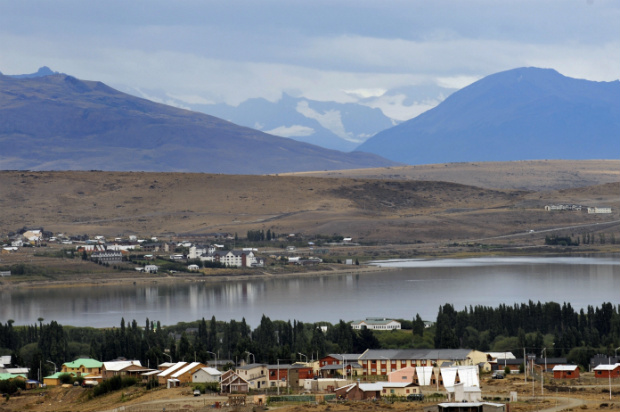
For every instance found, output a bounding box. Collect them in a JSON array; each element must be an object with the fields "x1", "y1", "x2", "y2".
[{"x1": 1, "y1": 0, "x2": 619, "y2": 121}]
